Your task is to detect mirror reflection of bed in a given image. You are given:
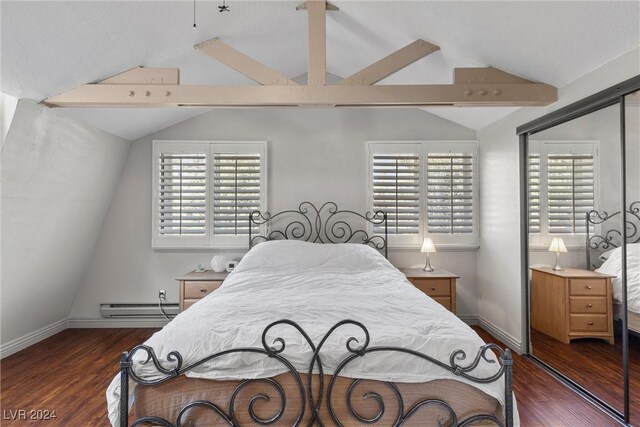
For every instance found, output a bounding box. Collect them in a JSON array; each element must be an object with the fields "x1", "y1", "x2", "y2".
[{"x1": 526, "y1": 98, "x2": 640, "y2": 422}]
